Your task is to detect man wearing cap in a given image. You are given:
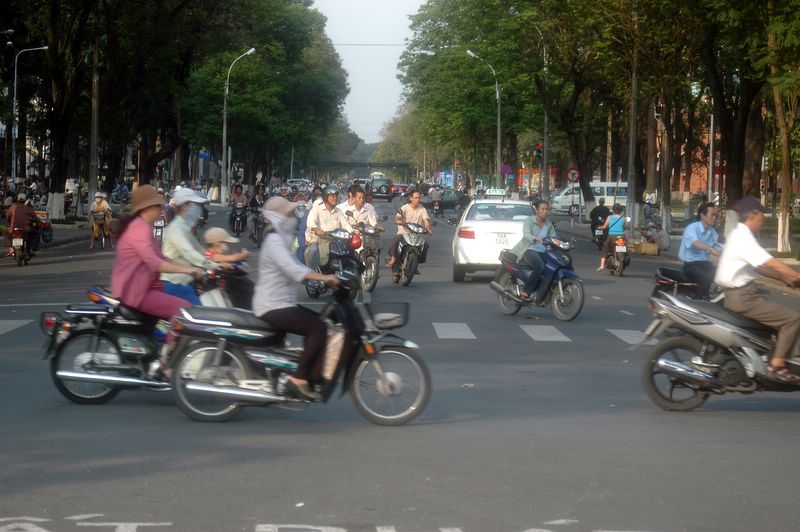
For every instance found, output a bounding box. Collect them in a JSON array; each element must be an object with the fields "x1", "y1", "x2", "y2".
[
  {"x1": 160, "y1": 187, "x2": 214, "y2": 305},
  {"x1": 679, "y1": 201, "x2": 722, "y2": 299},
  {"x1": 4, "y1": 193, "x2": 39, "y2": 257},
  {"x1": 254, "y1": 196, "x2": 339, "y2": 400},
  {"x1": 715, "y1": 196, "x2": 800, "y2": 382},
  {"x1": 304, "y1": 185, "x2": 345, "y2": 269},
  {"x1": 89, "y1": 192, "x2": 113, "y2": 249}
]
